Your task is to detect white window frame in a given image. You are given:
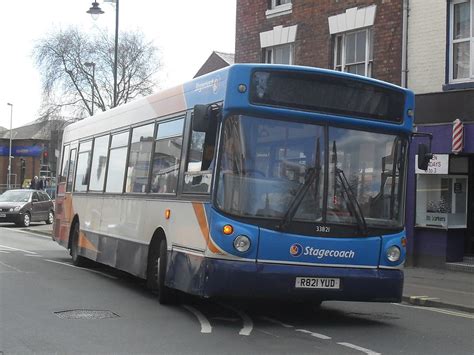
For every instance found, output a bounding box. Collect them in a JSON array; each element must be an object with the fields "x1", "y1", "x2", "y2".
[
  {"x1": 264, "y1": 43, "x2": 294, "y2": 65},
  {"x1": 266, "y1": 0, "x2": 292, "y2": 18},
  {"x1": 449, "y1": 0, "x2": 474, "y2": 83},
  {"x1": 333, "y1": 28, "x2": 374, "y2": 77}
]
